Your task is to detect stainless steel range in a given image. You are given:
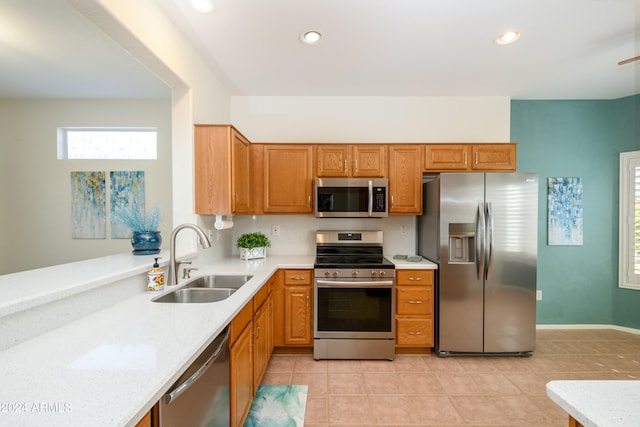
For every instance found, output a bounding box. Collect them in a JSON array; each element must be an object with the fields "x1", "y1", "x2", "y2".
[{"x1": 314, "y1": 230, "x2": 396, "y2": 360}]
